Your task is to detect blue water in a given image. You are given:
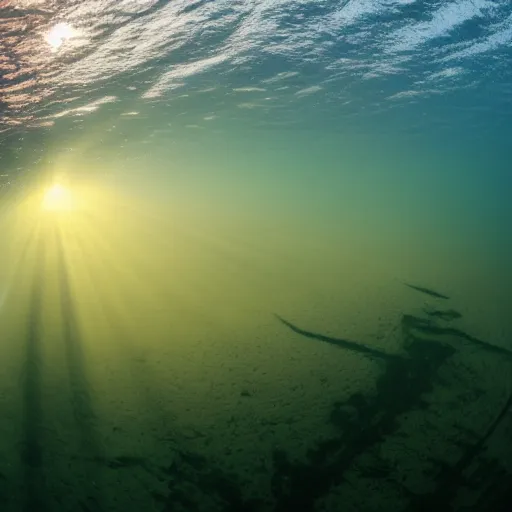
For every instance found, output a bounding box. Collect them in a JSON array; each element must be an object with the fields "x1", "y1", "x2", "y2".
[{"x1": 1, "y1": 1, "x2": 512, "y2": 511}]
